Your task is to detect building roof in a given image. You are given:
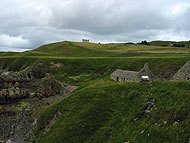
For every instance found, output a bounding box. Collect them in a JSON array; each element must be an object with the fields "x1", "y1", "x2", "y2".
[{"x1": 111, "y1": 69, "x2": 139, "y2": 79}]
